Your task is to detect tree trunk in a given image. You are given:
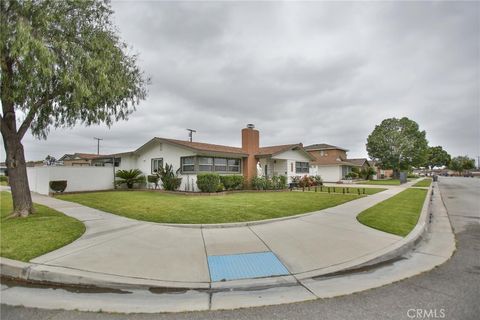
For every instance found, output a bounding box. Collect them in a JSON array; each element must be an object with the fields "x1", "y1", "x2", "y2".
[{"x1": 3, "y1": 134, "x2": 34, "y2": 217}]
